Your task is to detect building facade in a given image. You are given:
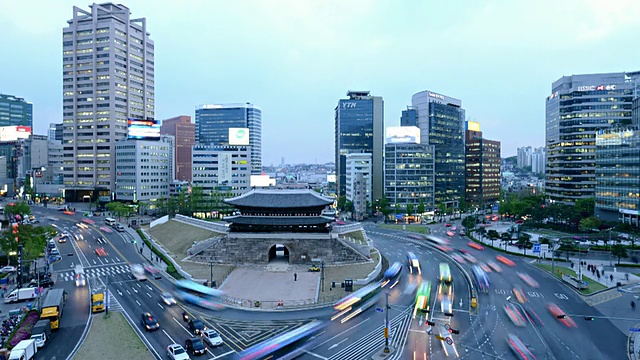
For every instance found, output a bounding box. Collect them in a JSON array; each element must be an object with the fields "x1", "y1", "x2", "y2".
[
  {"x1": 192, "y1": 145, "x2": 251, "y2": 197},
  {"x1": 400, "y1": 107, "x2": 417, "y2": 127},
  {"x1": 0, "y1": 94, "x2": 32, "y2": 128},
  {"x1": 195, "y1": 103, "x2": 261, "y2": 174},
  {"x1": 63, "y1": 3, "x2": 155, "y2": 201},
  {"x1": 517, "y1": 146, "x2": 532, "y2": 168},
  {"x1": 545, "y1": 71, "x2": 640, "y2": 204},
  {"x1": 160, "y1": 115, "x2": 194, "y2": 182},
  {"x1": 115, "y1": 135, "x2": 173, "y2": 202},
  {"x1": 345, "y1": 152, "x2": 372, "y2": 219},
  {"x1": 47, "y1": 140, "x2": 64, "y2": 183},
  {"x1": 531, "y1": 147, "x2": 546, "y2": 174},
  {"x1": 411, "y1": 90, "x2": 465, "y2": 208},
  {"x1": 335, "y1": 91, "x2": 384, "y2": 202},
  {"x1": 464, "y1": 123, "x2": 501, "y2": 209},
  {"x1": 594, "y1": 126, "x2": 640, "y2": 227},
  {"x1": 48, "y1": 123, "x2": 64, "y2": 142},
  {"x1": 384, "y1": 142, "x2": 435, "y2": 213}
]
